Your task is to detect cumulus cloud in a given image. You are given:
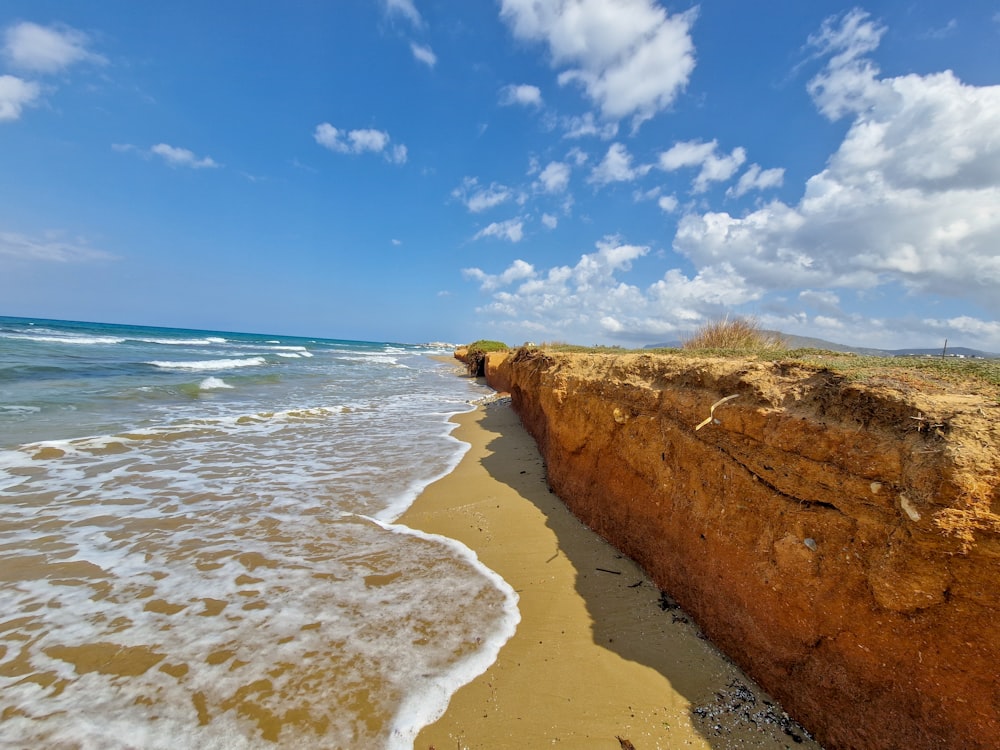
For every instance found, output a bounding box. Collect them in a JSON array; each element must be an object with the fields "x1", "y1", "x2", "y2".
[
  {"x1": 536, "y1": 161, "x2": 571, "y2": 193},
  {"x1": 542, "y1": 213, "x2": 558, "y2": 229},
  {"x1": 114, "y1": 142, "x2": 220, "y2": 169},
  {"x1": 410, "y1": 42, "x2": 436, "y2": 67},
  {"x1": 463, "y1": 258, "x2": 536, "y2": 289},
  {"x1": 499, "y1": 0, "x2": 697, "y2": 128},
  {"x1": 658, "y1": 139, "x2": 747, "y2": 193},
  {"x1": 589, "y1": 142, "x2": 651, "y2": 185},
  {"x1": 452, "y1": 177, "x2": 512, "y2": 212},
  {"x1": 805, "y1": 8, "x2": 887, "y2": 120},
  {"x1": 798, "y1": 289, "x2": 842, "y2": 315},
  {"x1": 473, "y1": 218, "x2": 525, "y2": 243},
  {"x1": 670, "y1": 8, "x2": 1000, "y2": 332},
  {"x1": 3, "y1": 21, "x2": 106, "y2": 74},
  {"x1": 500, "y1": 83, "x2": 543, "y2": 107},
  {"x1": 0, "y1": 229, "x2": 115, "y2": 262},
  {"x1": 727, "y1": 164, "x2": 785, "y2": 198},
  {"x1": 461, "y1": 11, "x2": 1000, "y2": 351},
  {"x1": 657, "y1": 194, "x2": 678, "y2": 213},
  {"x1": 314, "y1": 123, "x2": 408, "y2": 164},
  {"x1": 383, "y1": 0, "x2": 423, "y2": 27},
  {"x1": 0, "y1": 74, "x2": 40, "y2": 121},
  {"x1": 463, "y1": 235, "x2": 754, "y2": 341},
  {"x1": 560, "y1": 111, "x2": 618, "y2": 139},
  {"x1": 149, "y1": 143, "x2": 220, "y2": 169}
]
